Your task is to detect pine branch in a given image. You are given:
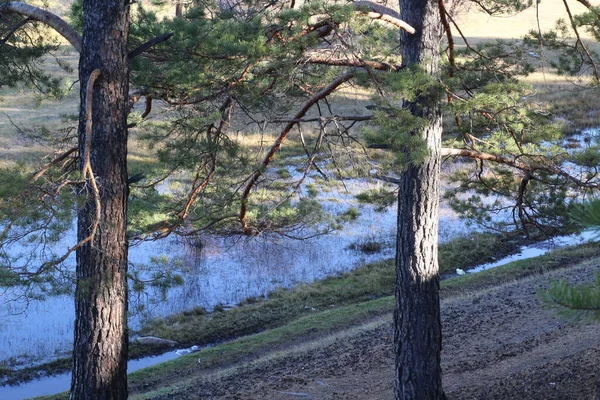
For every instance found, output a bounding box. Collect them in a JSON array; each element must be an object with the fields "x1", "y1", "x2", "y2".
[
  {"x1": 128, "y1": 32, "x2": 174, "y2": 59},
  {"x1": 0, "y1": 2, "x2": 82, "y2": 52},
  {"x1": 441, "y1": 148, "x2": 599, "y2": 189}
]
